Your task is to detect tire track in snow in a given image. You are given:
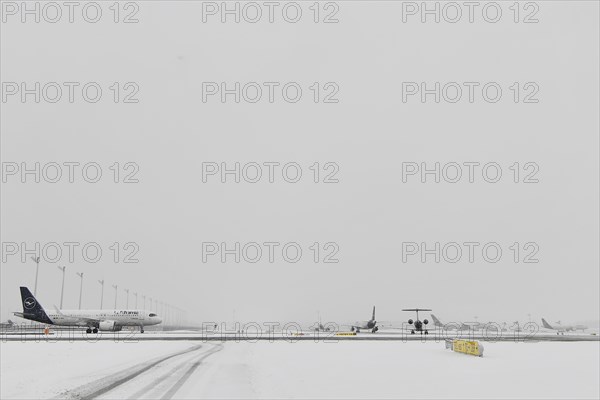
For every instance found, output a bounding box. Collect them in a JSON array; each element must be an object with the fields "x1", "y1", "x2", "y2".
[
  {"x1": 124, "y1": 343, "x2": 223, "y2": 399},
  {"x1": 56, "y1": 344, "x2": 205, "y2": 400},
  {"x1": 161, "y1": 344, "x2": 223, "y2": 399}
]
